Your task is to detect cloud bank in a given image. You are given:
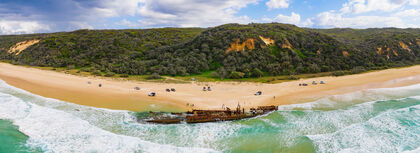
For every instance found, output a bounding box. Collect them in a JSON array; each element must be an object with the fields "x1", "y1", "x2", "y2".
[{"x1": 0, "y1": 0, "x2": 419, "y2": 34}]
